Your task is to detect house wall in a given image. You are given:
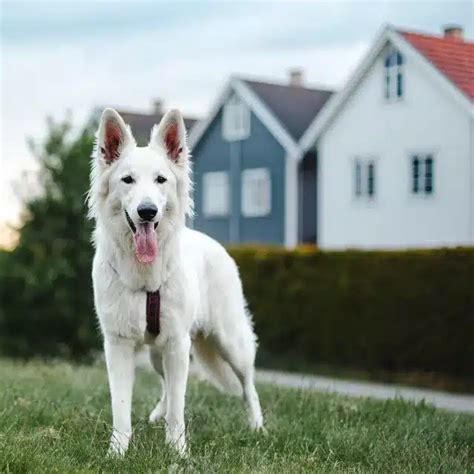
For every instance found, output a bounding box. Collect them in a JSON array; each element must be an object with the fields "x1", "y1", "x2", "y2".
[
  {"x1": 192, "y1": 107, "x2": 286, "y2": 244},
  {"x1": 318, "y1": 43, "x2": 472, "y2": 249}
]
